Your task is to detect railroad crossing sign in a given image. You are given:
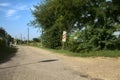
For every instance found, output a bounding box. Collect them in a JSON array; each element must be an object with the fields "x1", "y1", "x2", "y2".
[{"x1": 62, "y1": 31, "x2": 67, "y2": 42}]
